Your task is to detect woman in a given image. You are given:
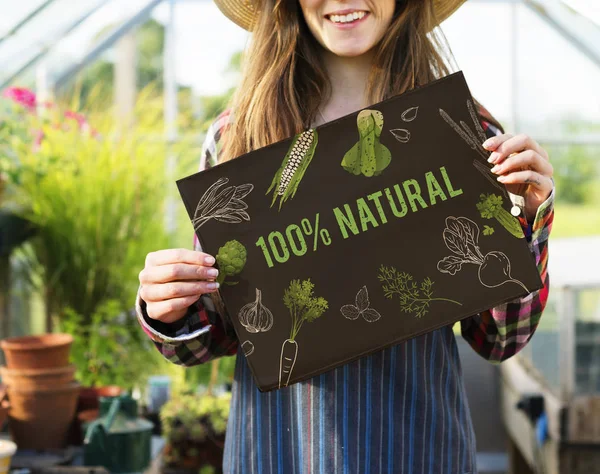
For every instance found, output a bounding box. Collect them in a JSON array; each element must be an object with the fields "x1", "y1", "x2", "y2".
[{"x1": 137, "y1": 1, "x2": 554, "y2": 472}]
